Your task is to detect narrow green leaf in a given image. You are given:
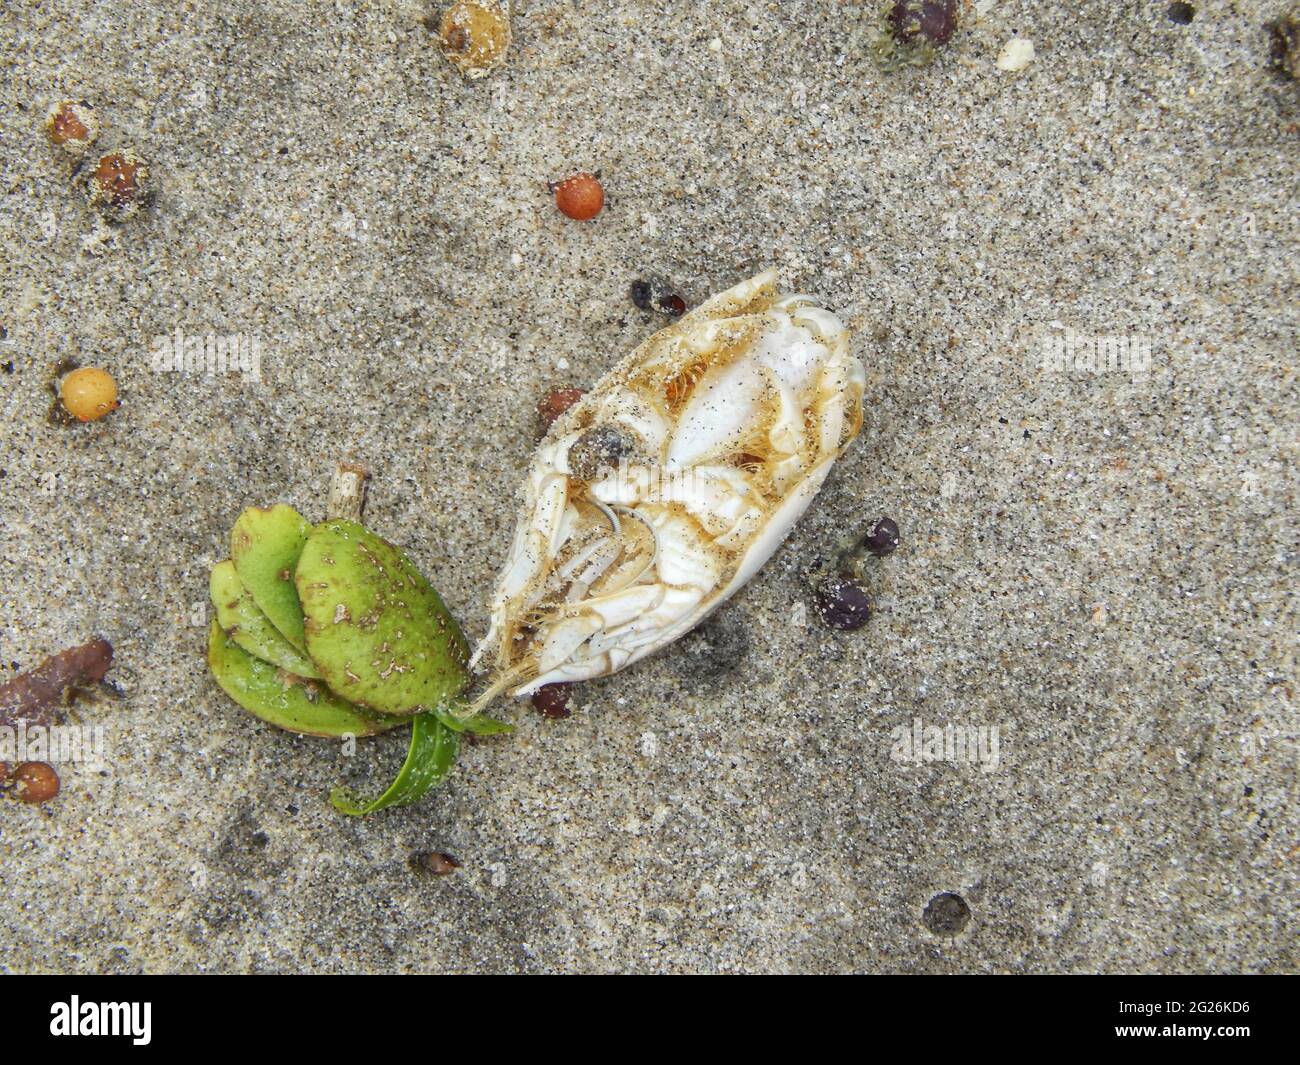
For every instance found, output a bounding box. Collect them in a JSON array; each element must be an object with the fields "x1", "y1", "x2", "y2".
[
  {"x1": 433, "y1": 704, "x2": 515, "y2": 735},
  {"x1": 330, "y1": 712, "x2": 459, "y2": 816}
]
